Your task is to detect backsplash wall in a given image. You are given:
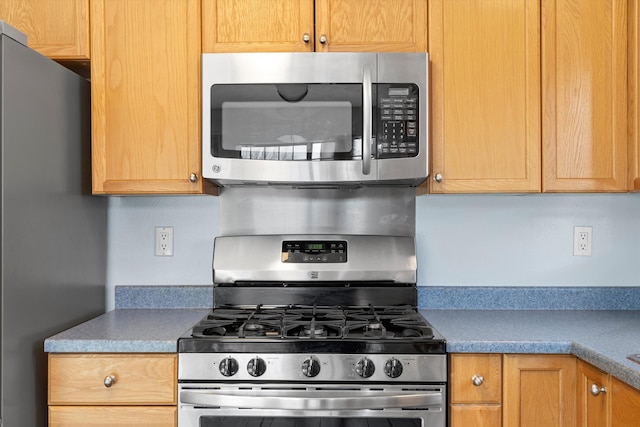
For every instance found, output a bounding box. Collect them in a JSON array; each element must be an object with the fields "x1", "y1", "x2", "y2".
[{"x1": 106, "y1": 193, "x2": 640, "y2": 310}]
